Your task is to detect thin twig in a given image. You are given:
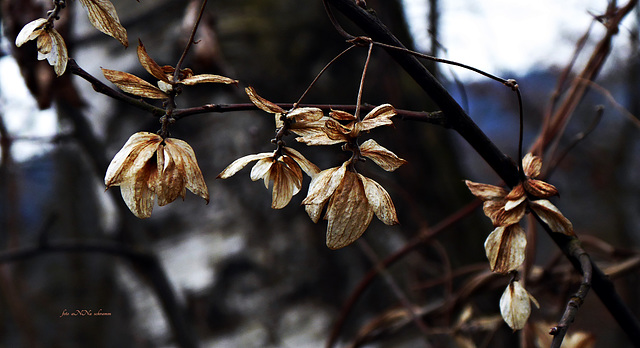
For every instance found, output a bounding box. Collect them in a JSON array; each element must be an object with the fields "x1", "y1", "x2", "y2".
[{"x1": 549, "y1": 241, "x2": 593, "y2": 348}]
